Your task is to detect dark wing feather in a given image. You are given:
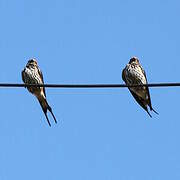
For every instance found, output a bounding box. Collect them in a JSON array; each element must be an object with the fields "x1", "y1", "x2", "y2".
[
  {"x1": 37, "y1": 67, "x2": 46, "y2": 97},
  {"x1": 128, "y1": 87, "x2": 152, "y2": 117},
  {"x1": 141, "y1": 69, "x2": 153, "y2": 110},
  {"x1": 142, "y1": 69, "x2": 158, "y2": 114},
  {"x1": 122, "y1": 68, "x2": 127, "y2": 82},
  {"x1": 21, "y1": 69, "x2": 26, "y2": 87}
]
